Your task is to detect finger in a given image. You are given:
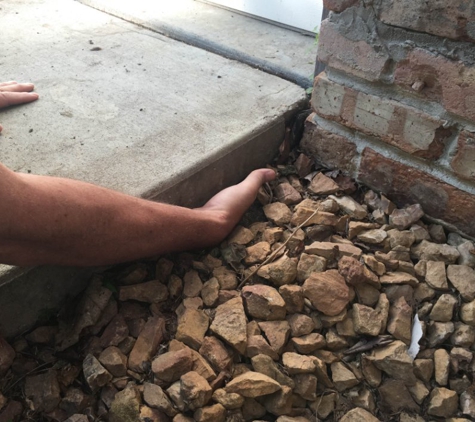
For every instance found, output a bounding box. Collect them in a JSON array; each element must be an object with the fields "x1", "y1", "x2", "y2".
[
  {"x1": 0, "y1": 81, "x2": 18, "y2": 87},
  {"x1": 0, "y1": 92, "x2": 39, "y2": 108},
  {"x1": 0, "y1": 83, "x2": 35, "y2": 93}
]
